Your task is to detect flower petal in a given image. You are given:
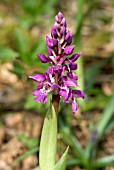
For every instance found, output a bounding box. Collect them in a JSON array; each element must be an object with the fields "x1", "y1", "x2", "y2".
[
  {"x1": 46, "y1": 36, "x2": 58, "y2": 48},
  {"x1": 71, "y1": 100, "x2": 78, "y2": 114},
  {"x1": 58, "y1": 12, "x2": 64, "y2": 20},
  {"x1": 61, "y1": 18, "x2": 66, "y2": 27},
  {"x1": 60, "y1": 26, "x2": 66, "y2": 36},
  {"x1": 59, "y1": 89, "x2": 67, "y2": 97},
  {"x1": 69, "y1": 52, "x2": 82, "y2": 62},
  {"x1": 73, "y1": 90, "x2": 85, "y2": 99},
  {"x1": 51, "y1": 24, "x2": 58, "y2": 38},
  {"x1": 69, "y1": 63, "x2": 77, "y2": 70},
  {"x1": 47, "y1": 66, "x2": 54, "y2": 75},
  {"x1": 47, "y1": 47, "x2": 52, "y2": 56},
  {"x1": 55, "y1": 12, "x2": 64, "y2": 23},
  {"x1": 67, "y1": 72, "x2": 78, "y2": 80},
  {"x1": 64, "y1": 80, "x2": 78, "y2": 87},
  {"x1": 37, "y1": 54, "x2": 49, "y2": 63},
  {"x1": 65, "y1": 31, "x2": 72, "y2": 45},
  {"x1": 36, "y1": 82, "x2": 43, "y2": 90},
  {"x1": 64, "y1": 46, "x2": 75, "y2": 55},
  {"x1": 59, "y1": 88, "x2": 69, "y2": 101},
  {"x1": 29, "y1": 74, "x2": 46, "y2": 82},
  {"x1": 33, "y1": 89, "x2": 47, "y2": 104}
]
